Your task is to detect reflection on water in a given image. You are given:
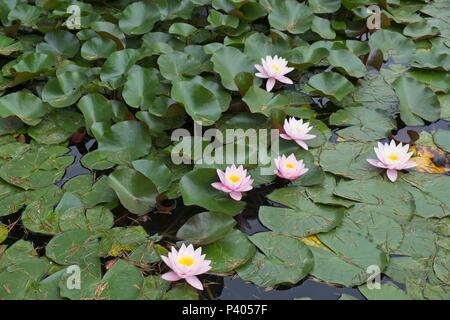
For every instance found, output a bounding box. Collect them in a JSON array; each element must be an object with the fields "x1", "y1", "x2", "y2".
[{"x1": 393, "y1": 120, "x2": 450, "y2": 144}]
